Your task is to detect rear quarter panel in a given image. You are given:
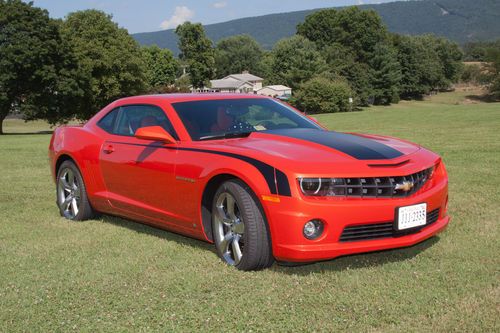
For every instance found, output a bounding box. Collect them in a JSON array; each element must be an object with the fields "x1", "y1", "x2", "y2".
[{"x1": 49, "y1": 125, "x2": 108, "y2": 211}]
